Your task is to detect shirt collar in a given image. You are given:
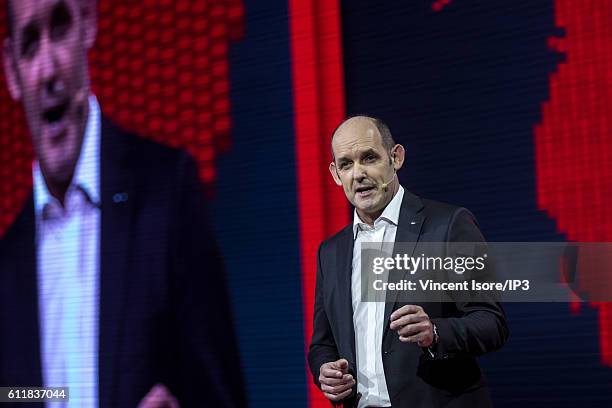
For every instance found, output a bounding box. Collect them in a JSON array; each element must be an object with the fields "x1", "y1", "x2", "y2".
[
  {"x1": 33, "y1": 94, "x2": 101, "y2": 218},
  {"x1": 353, "y1": 185, "x2": 405, "y2": 238}
]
